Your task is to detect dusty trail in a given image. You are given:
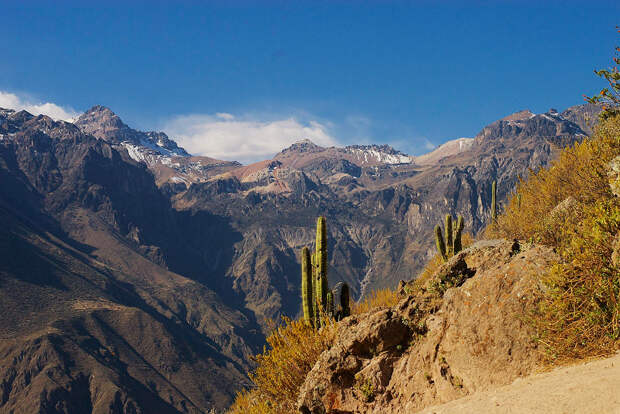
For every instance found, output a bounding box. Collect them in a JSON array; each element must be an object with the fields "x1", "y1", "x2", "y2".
[{"x1": 421, "y1": 353, "x2": 620, "y2": 414}]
